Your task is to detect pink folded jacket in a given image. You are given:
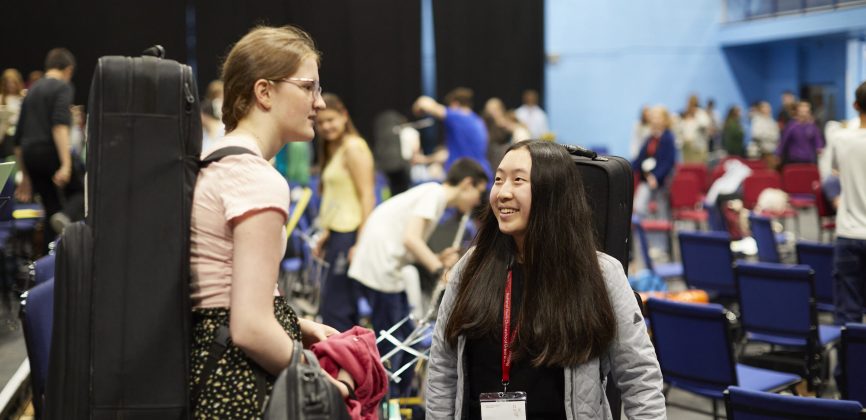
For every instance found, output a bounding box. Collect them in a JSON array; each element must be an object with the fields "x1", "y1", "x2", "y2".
[{"x1": 312, "y1": 326, "x2": 388, "y2": 420}]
